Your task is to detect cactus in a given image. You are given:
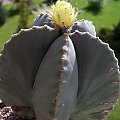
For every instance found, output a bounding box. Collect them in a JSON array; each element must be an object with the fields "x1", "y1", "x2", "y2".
[{"x1": 0, "y1": 0, "x2": 120, "y2": 120}]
